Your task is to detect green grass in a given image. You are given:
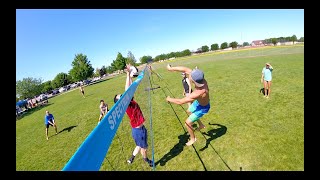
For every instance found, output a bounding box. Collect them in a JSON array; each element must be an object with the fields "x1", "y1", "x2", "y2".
[{"x1": 16, "y1": 45, "x2": 304, "y2": 171}]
